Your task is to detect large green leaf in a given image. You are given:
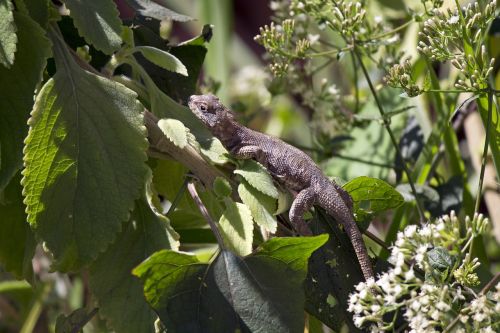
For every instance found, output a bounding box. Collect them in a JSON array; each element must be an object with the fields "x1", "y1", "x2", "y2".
[
  {"x1": 89, "y1": 182, "x2": 178, "y2": 333},
  {"x1": 0, "y1": 12, "x2": 51, "y2": 191},
  {"x1": 0, "y1": 0, "x2": 16, "y2": 68},
  {"x1": 0, "y1": 172, "x2": 35, "y2": 280},
  {"x1": 22, "y1": 27, "x2": 148, "y2": 271},
  {"x1": 305, "y1": 210, "x2": 366, "y2": 332},
  {"x1": 133, "y1": 235, "x2": 328, "y2": 333},
  {"x1": 24, "y1": 0, "x2": 49, "y2": 28},
  {"x1": 343, "y1": 176, "x2": 404, "y2": 222},
  {"x1": 64, "y1": 0, "x2": 122, "y2": 54}
]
